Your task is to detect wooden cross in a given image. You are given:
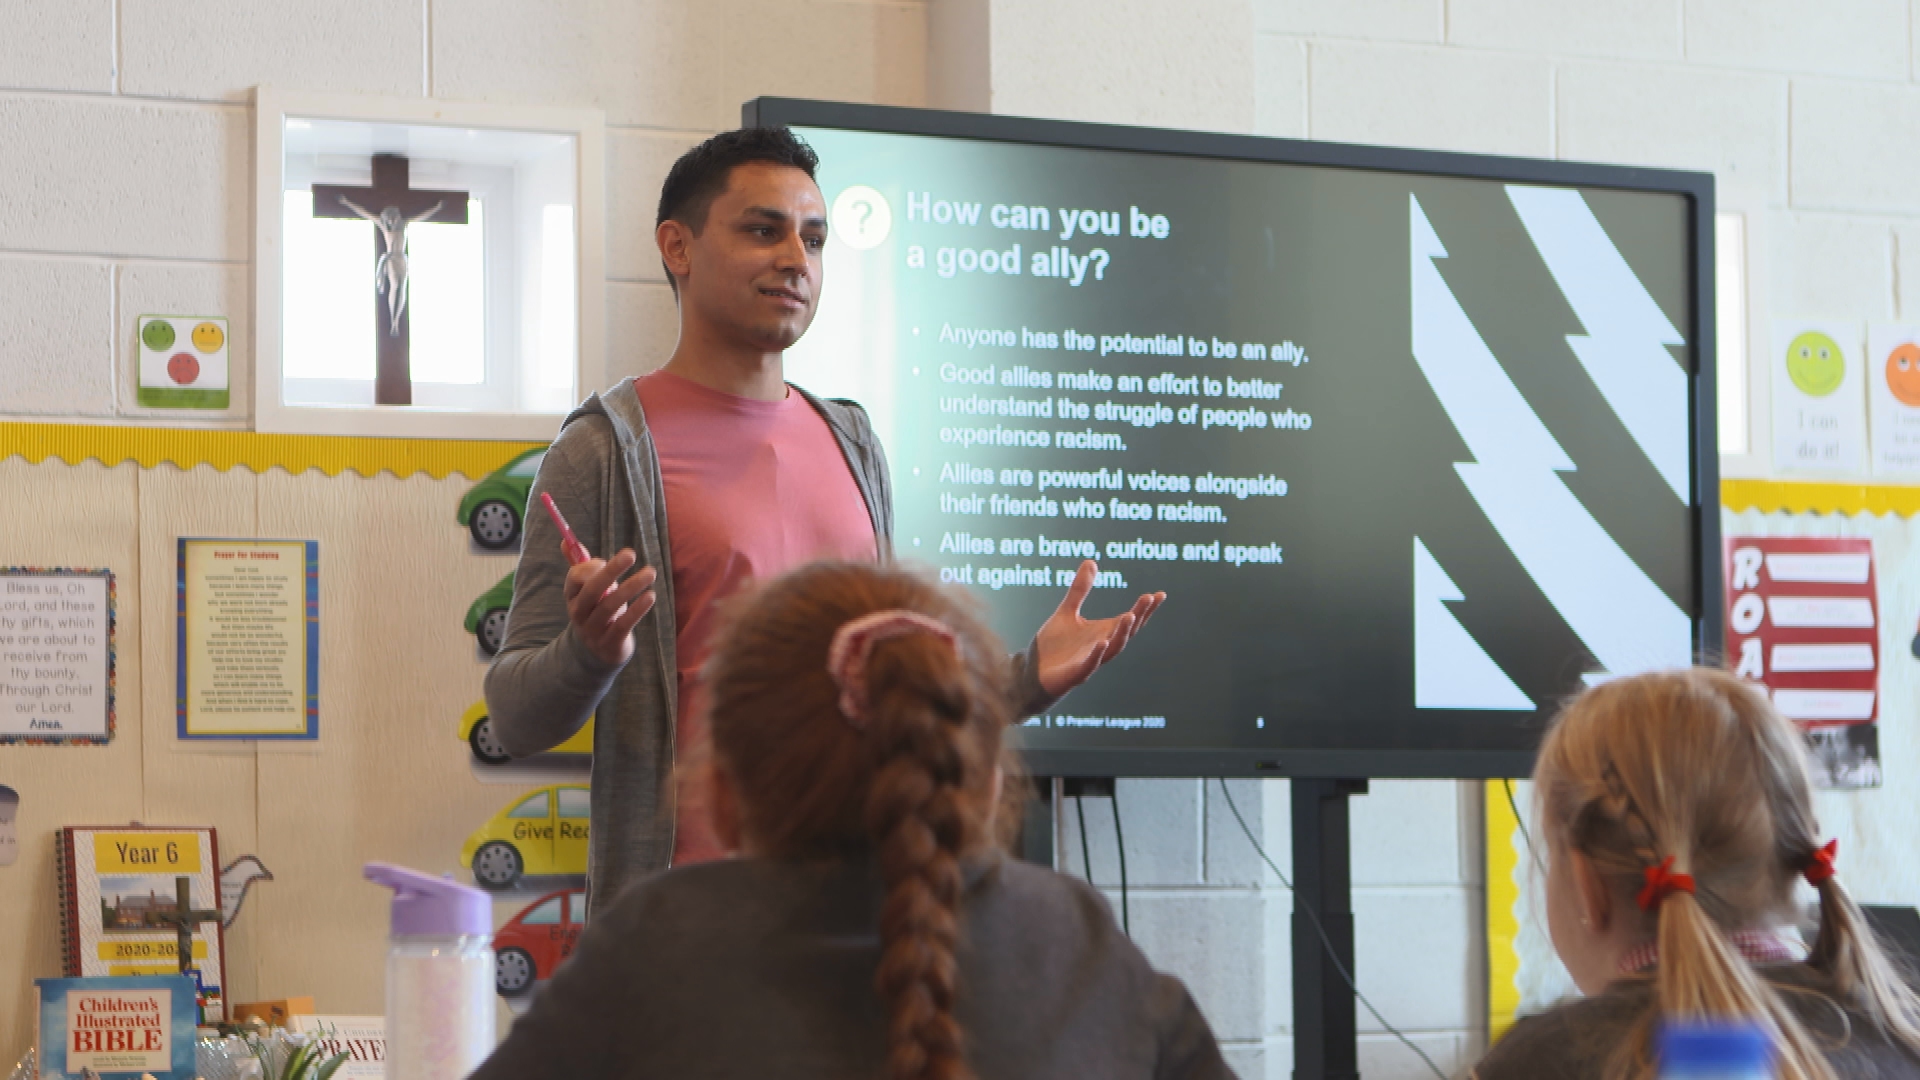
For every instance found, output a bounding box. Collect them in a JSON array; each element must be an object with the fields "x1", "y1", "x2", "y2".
[
  {"x1": 312, "y1": 153, "x2": 469, "y2": 406},
  {"x1": 144, "y1": 875, "x2": 223, "y2": 979}
]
